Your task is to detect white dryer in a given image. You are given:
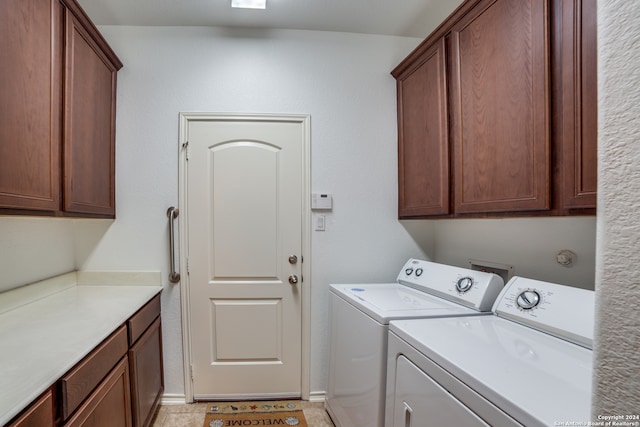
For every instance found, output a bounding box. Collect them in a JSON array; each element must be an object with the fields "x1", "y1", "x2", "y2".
[
  {"x1": 325, "y1": 259, "x2": 504, "y2": 427},
  {"x1": 385, "y1": 276, "x2": 595, "y2": 427}
]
